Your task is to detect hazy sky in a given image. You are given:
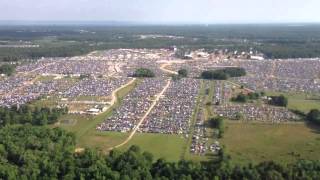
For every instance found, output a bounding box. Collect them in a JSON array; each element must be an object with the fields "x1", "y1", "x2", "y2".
[{"x1": 1, "y1": 0, "x2": 319, "y2": 23}]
